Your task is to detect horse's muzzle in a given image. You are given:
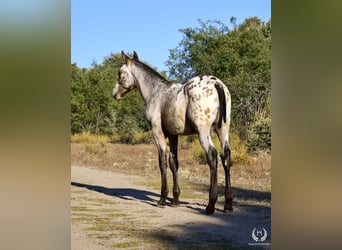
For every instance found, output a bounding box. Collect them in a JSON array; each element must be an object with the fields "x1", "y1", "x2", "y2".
[
  {"x1": 113, "y1": 93, "x2": 121, "y2": 100},
  {"x1": 112, "y1": 88, "x2": 121, "y2": 100}
]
